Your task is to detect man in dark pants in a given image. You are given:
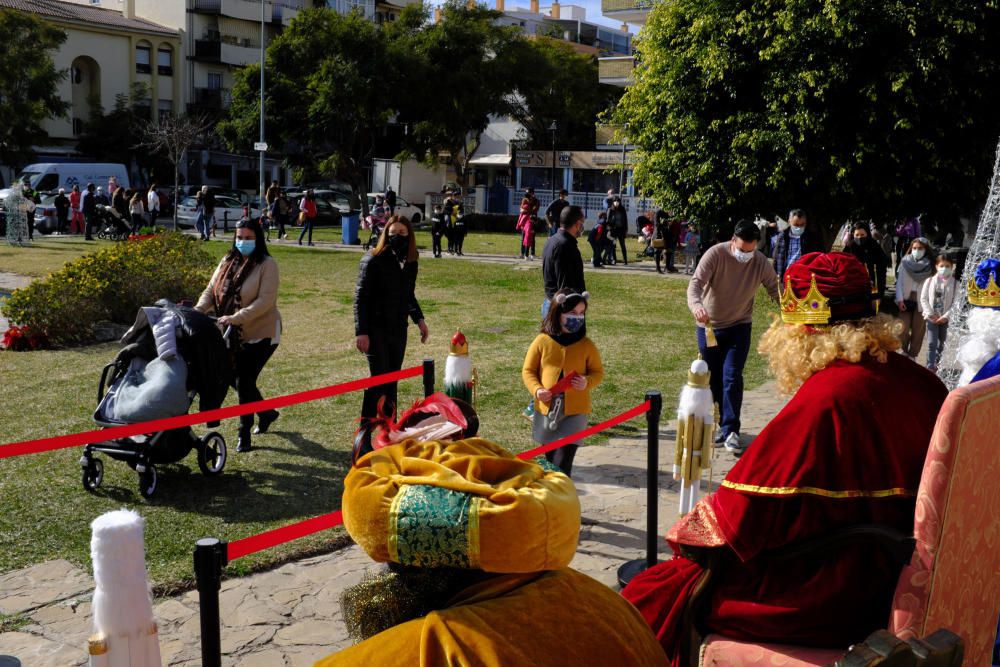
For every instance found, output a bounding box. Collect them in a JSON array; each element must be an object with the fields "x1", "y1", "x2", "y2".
[
  {"x1": 54, "y1": 188, "x2": 70, "y2": 234},
  {"x1": 606, "y1": 196, "x2": 629, "y2": 265},
  {"x1": 82, "y1": 182, "x2": 97, "y2": 240},
  {"x1": 687, "y1": 220, "x2": 780, "y2": 452},
  {"x1": 541, "y1": 205, "x2": 586, "y2": 317},
  {"x1": 545, "y1": 189, "x2": 569, "y2": 238},
  {"x1": 385, "y1": 186, "x2": 397, "y2": 216},
  {"x1": 772, "y1": 208, "x2": 824, "y2": 281}
]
